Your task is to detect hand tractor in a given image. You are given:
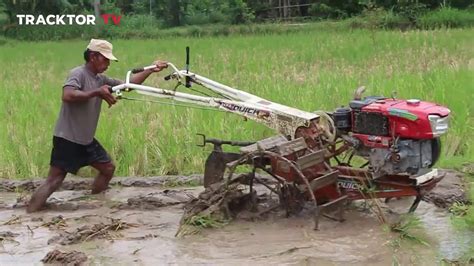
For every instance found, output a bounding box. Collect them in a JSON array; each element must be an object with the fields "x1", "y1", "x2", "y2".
[{"x1": 111, "y1": 48, "x2": 450, "y2": 229}]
